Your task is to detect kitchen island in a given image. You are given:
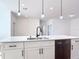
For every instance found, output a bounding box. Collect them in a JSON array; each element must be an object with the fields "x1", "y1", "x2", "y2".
[
  {"x1": 0, "y1": 35, "x2": 78, "y2": 42},
  {"x1": 0, "y1": 35, "x2": 79, "y2": 59}
]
